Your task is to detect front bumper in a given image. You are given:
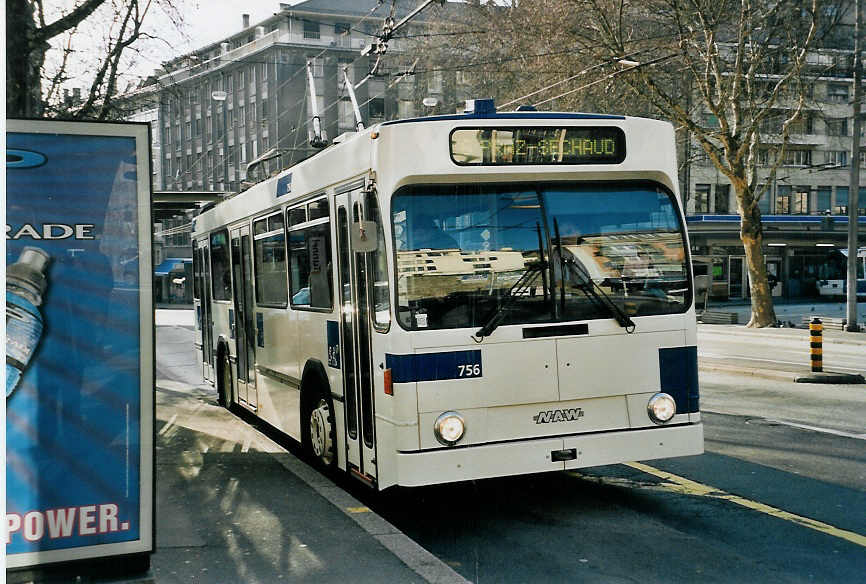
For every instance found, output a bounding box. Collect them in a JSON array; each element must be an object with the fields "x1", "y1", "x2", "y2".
[{"x1": 391, "y1": 423, "x2": 703, "y2": 488}]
